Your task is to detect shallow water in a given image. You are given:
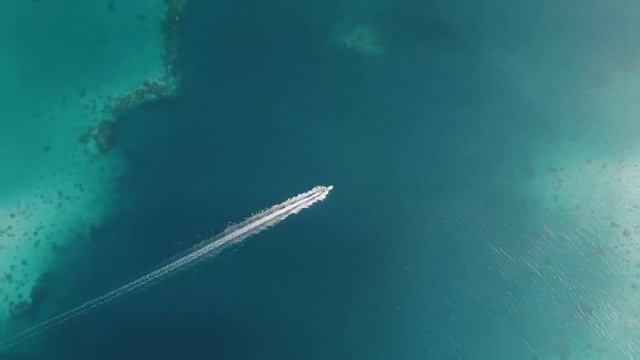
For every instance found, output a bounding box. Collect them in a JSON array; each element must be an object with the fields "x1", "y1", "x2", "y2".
[
  {"x1": 0, "y1": 0, "x2": 172, "y2": 337},
  {"x1": 3, "y1": 0, "x2": 640, "y2": 359}
]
